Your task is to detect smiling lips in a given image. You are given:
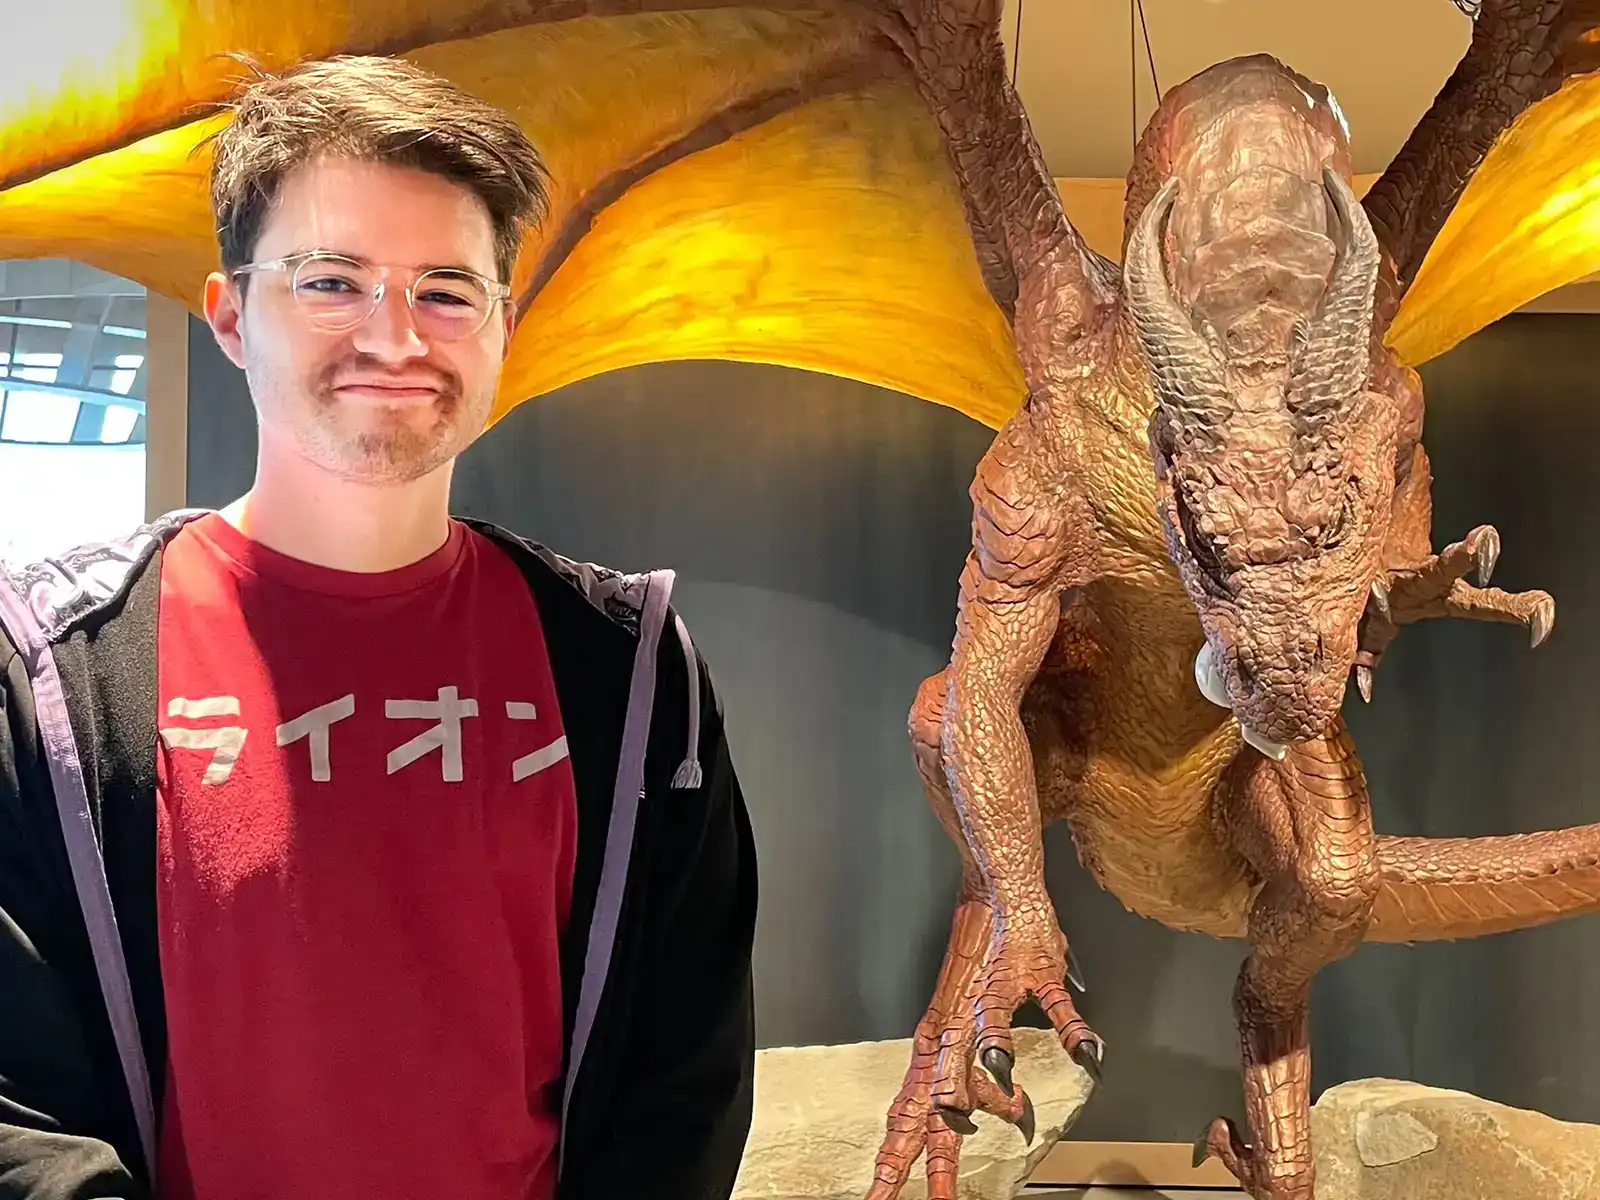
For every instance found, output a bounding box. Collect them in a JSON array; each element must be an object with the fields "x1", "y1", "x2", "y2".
[{"x1": 332, "y1": 380, "x2": 442, "y2": 402}]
